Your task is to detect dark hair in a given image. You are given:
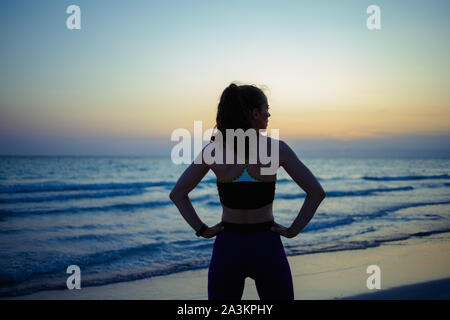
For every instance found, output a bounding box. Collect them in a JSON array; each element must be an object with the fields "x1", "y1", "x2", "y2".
[
  {"x1": 210, "y1": 83, "x2": 268, "y2": 160},
  {"x1": 211, "y1": 83, "x2": 267, "y2": 141}
]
